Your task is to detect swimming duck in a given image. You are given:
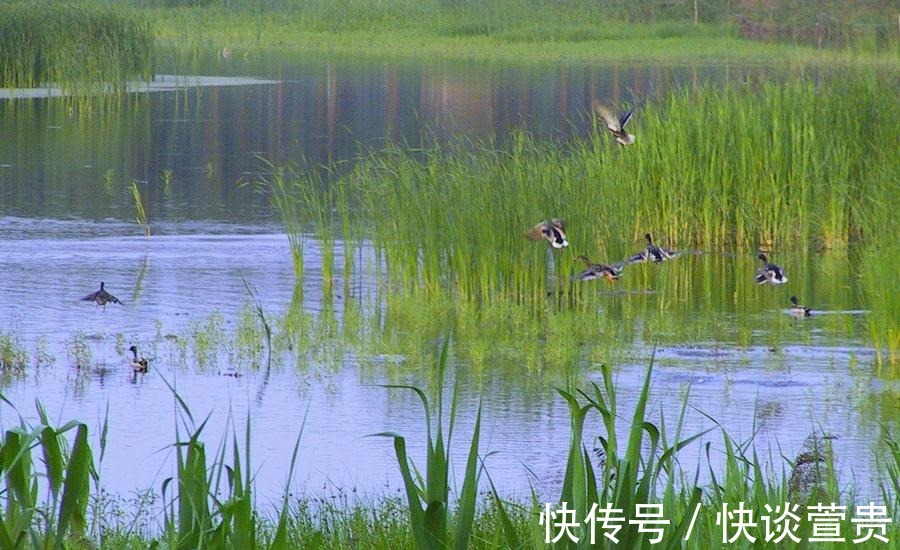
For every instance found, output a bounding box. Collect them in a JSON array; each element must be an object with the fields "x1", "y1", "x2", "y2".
[
  {"x1": 789, "y1": 296, "x2": 811, "y2": 318},
  {"x1": 755, "y1": 253, "x2": 788, "y2": 285},
  {"x1": 629, "y1": 233, "x2": 677, "y2": 263},
  {"x1": 128, "y1": 345, "x2": 148, "y2": 374},
  {"x1": 526, "y1": 219, "x2": 568, "y2": 248},
  {"x1": 574, "y1": 255, "x2": 622, "y2": 282},
  {"x1": 593, "y1": 102, "x2": 635, "y2": 146},
  {"x1": 82, "y1": 282, "x2": 121, "y2": 306}
]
